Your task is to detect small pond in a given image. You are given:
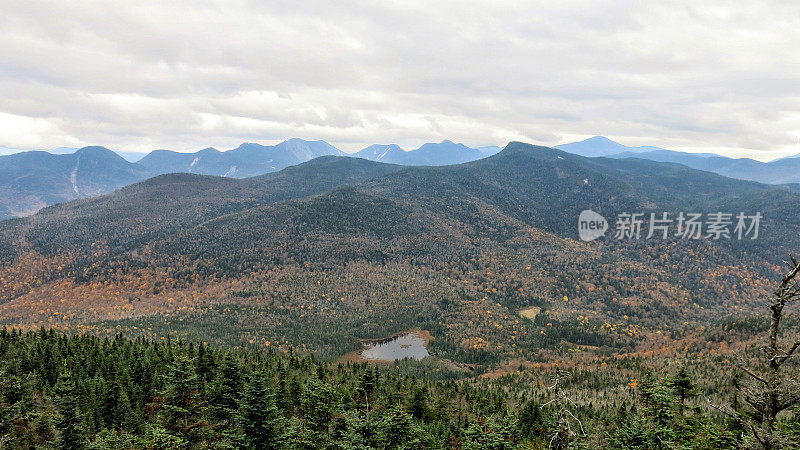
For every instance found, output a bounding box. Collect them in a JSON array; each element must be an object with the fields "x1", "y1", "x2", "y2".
[{"x1": 361, "y1": 332, "x2": 430, "y2": 361}]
